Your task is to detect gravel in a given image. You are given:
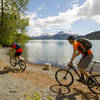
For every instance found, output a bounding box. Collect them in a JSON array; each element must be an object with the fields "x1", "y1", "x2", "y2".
[{"x1": 0, "y1": 48, "x2": 100, "y2": 100}]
